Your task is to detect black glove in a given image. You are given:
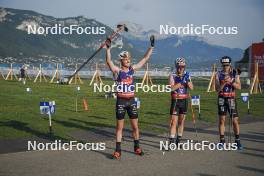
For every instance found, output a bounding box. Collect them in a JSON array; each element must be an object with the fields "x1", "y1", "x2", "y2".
[
  {"x1": 105, "y1": 38, "x2": 111, "y2": 48},
  {"x1": 236, "y1": 68, "x2": 241, "y2": 75},
  {"x1": 150, "y1": 35, "x2": 155, "y2": 47}
]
